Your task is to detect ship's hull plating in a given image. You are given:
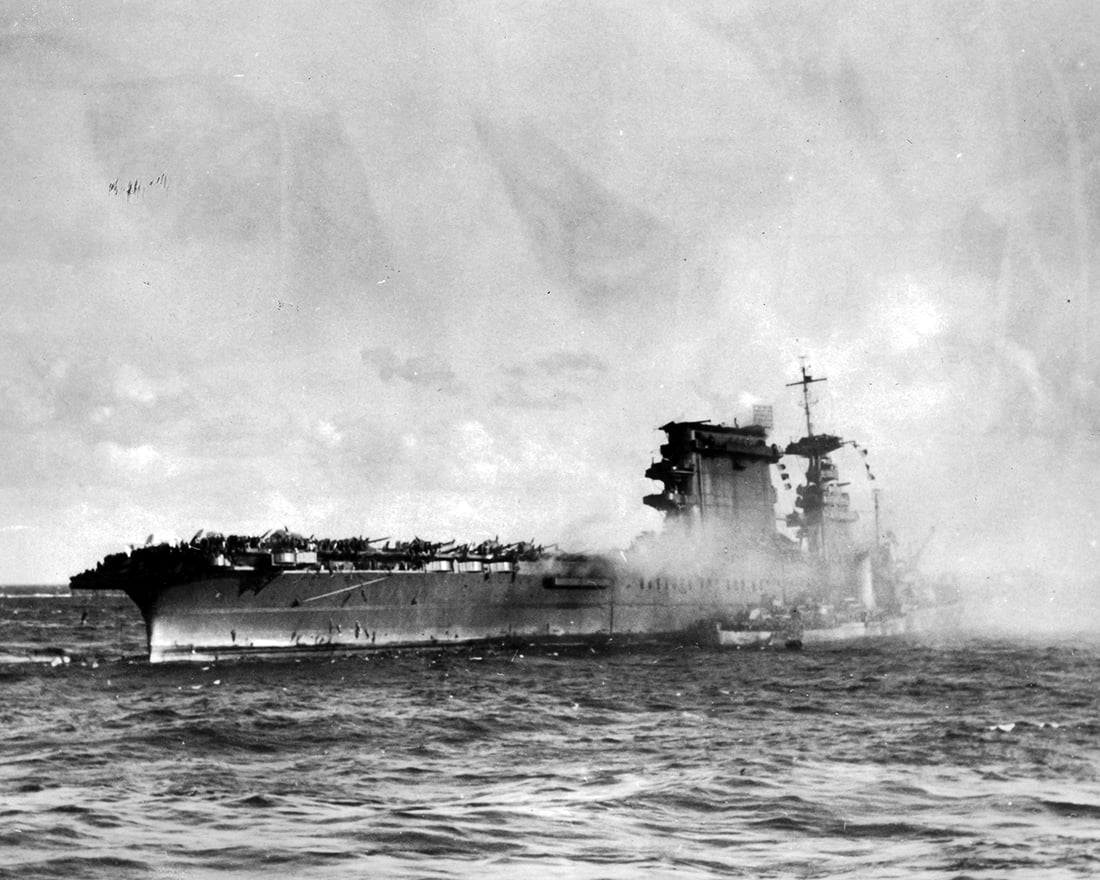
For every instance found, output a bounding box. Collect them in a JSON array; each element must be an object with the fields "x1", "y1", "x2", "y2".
[{"x1": 138, "y1": 565, "x2": 800, "y2": 662}]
